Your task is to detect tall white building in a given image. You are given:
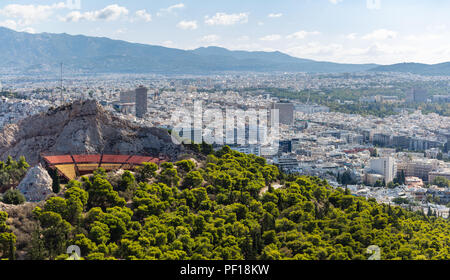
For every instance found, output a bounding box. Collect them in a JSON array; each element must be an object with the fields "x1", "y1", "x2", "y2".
[{"x1": 370, "y1": 157, "x2": 397, "y2": 184}]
